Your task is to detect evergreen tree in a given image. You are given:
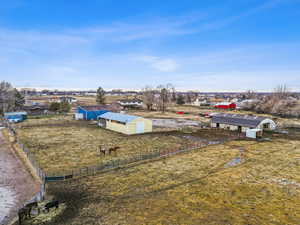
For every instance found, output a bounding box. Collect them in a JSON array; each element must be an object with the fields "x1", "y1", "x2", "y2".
[
  {"x1": 176, "y1": 94, "x2": 185, "y2": 105},
  {"x1": 96, "y1": 87, "x2": 106, "y2": 104}
]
